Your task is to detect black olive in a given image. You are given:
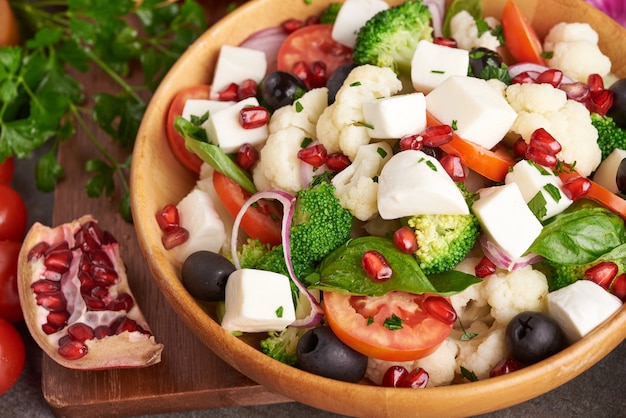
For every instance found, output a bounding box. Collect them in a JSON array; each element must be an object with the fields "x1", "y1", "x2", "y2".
[
  {"x1": 181, "y1": 251, "x2": 235, "y2": 301},
  {"x1": 297, "y1": 326, "x2": 368, "y2": 383},
  {"x1": 260, "y1": 71, "x2": 308, "y2": 111},
  {"x1": 607, "y1": 78, "x2": 626, "y2": 129},
  {"x1": 505, "y1": 311, "x2": 565, "y2": 365},
  {"x1": 326, "y1": 63, "x2": 357, "y2": 105},
  {"x1": 468, "y1": 47, "x2": 509, "y2": 82},
  {"x1": 617, "y1": 158, "x2": 626, "y2": 194}
]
